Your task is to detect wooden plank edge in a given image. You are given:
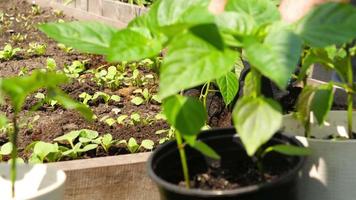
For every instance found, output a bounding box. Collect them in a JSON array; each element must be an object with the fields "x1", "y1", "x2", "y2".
[
  {"x1": 30, "y1": 0, "x2": 127, "y2": 28},
  {"x1": 48, "y1": 152, "x2": 152, "y2": 171}
]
